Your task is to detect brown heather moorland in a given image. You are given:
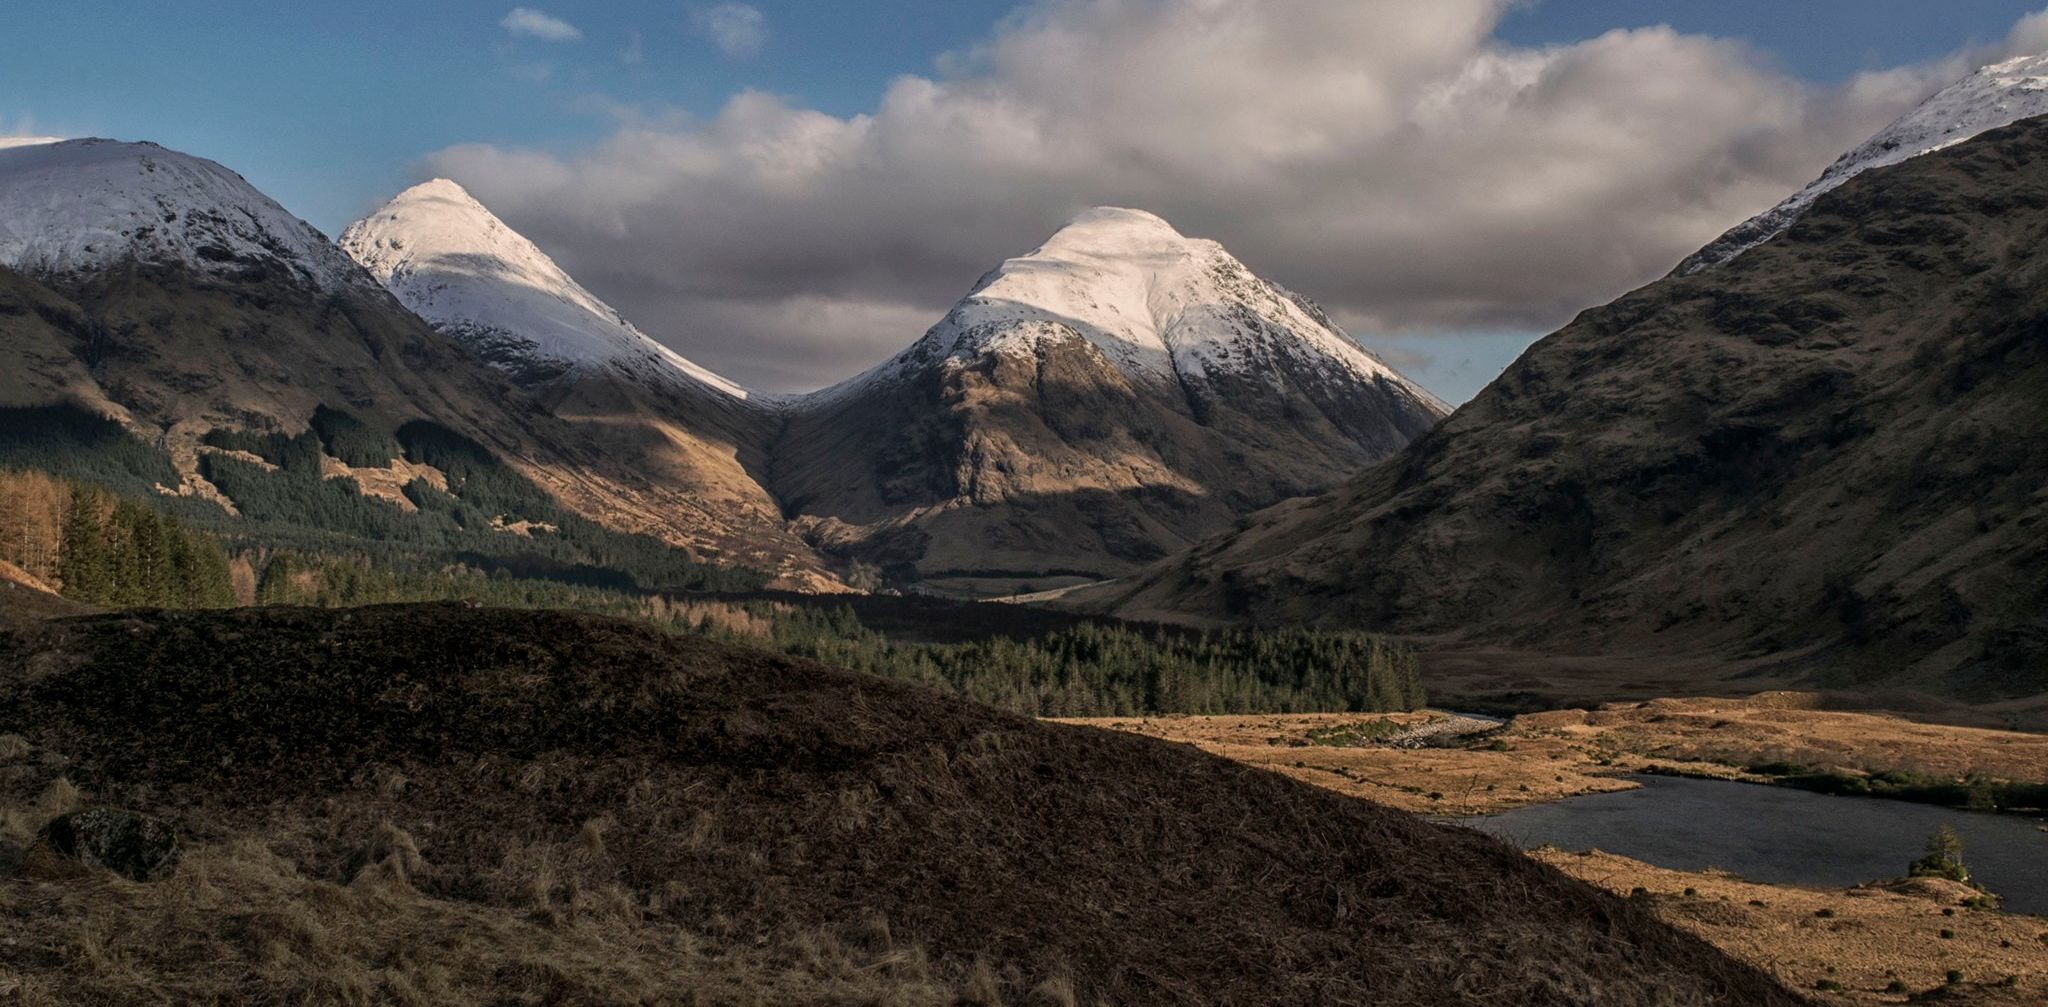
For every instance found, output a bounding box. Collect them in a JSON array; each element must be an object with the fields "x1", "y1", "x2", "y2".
[{"x1": 0, "y1": 603, "x2": 1806, "y2": 1006}]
